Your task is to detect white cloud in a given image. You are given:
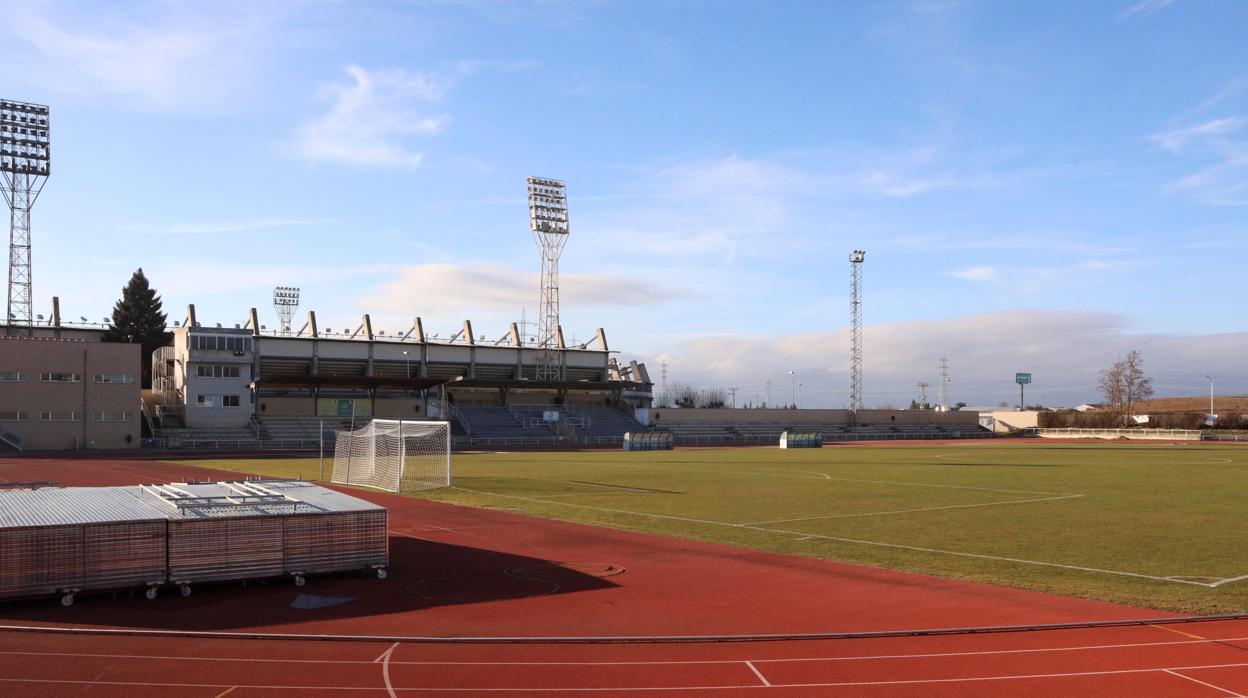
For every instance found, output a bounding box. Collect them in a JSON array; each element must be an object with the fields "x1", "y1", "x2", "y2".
[
  {"x1": 1148, "y1": 117, "x2": 1247, "y2": 153},
  {"x1": 117, "y1": 217, "x2": 330, "y2": 235},
  {"x1": 0, "y1": 2, "x2": 283, "y2": 110},
  {"x1": 1119, "y1": 0, "x2": 1178, "y2": 20},
  {"x1": 293, "y1": 65, "x2": 451, "y2": 168},
  {"x1": 359, "y1": 262, "x2": 677, "y2": 331},
  {"x1": 635, "y1": 310, "x2": 1247, "y2": 408},
  {"x1": 949, "y1": 265, "x2": 999, "y2": 281}
]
